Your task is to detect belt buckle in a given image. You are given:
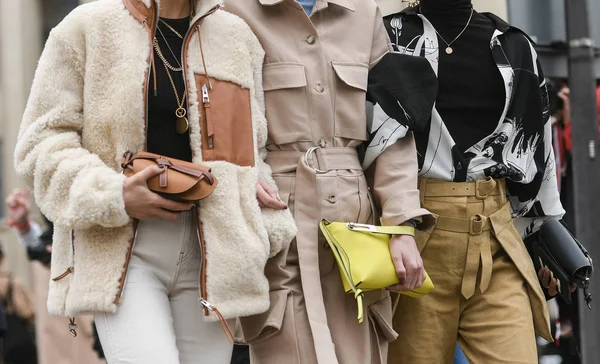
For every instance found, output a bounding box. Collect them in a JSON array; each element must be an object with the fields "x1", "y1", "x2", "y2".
[
  {"x1": 475, "y1": 177, "x2": 496, "y2": 200},
  {"x1": 469, "y1": 214, "x2": 486, "y2": 236},
  {"x1": 304, "y1": 147, "x2": 329, "y2": 174}
]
